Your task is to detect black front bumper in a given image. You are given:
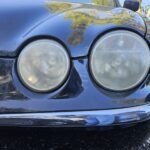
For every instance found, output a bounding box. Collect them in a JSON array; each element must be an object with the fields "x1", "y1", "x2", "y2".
[{"x1": 0, "y1": 104, "x2": 149, "y2": 127}]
